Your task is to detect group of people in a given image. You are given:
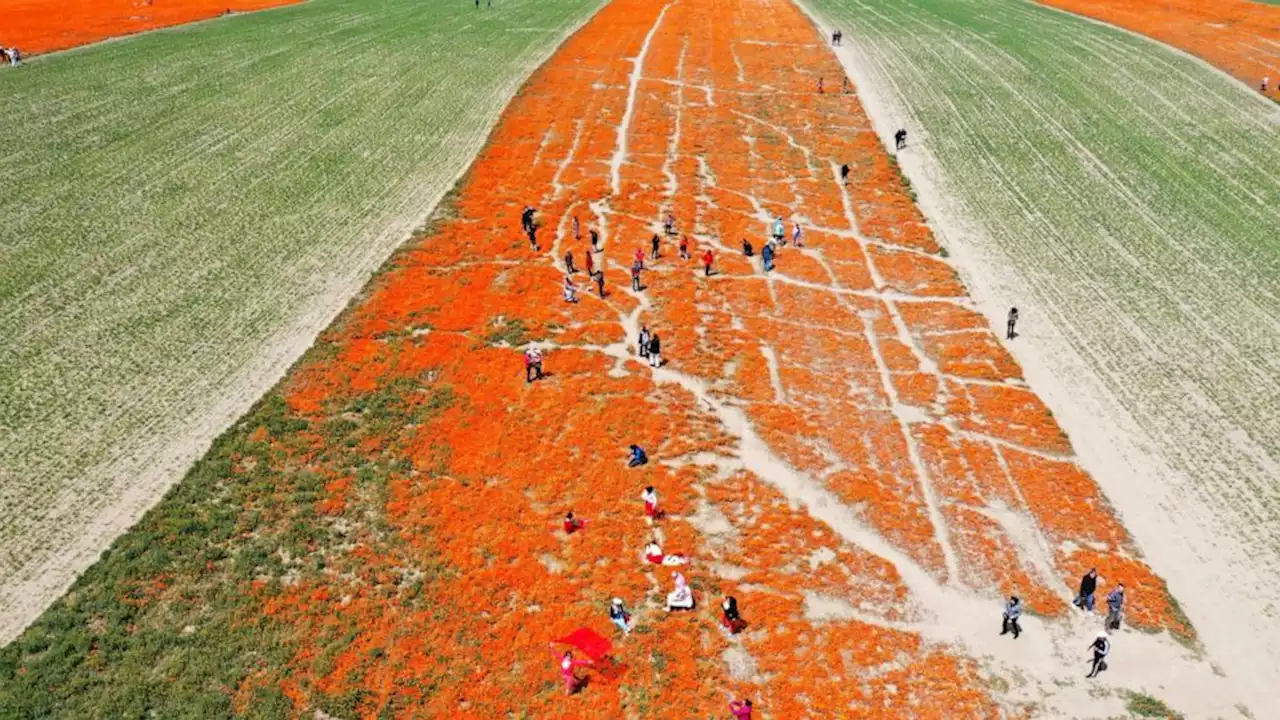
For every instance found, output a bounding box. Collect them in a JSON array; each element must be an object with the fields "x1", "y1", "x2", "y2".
[
  {"x1": 998, "y1": 567, "x2": 1128, "y2": 679},
  {"x1": 0, "y1": 47, "x2": 20, "y2": 67},
  {"x1": 553, "y1": 452, "x2": 752, "y2": 715}
]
